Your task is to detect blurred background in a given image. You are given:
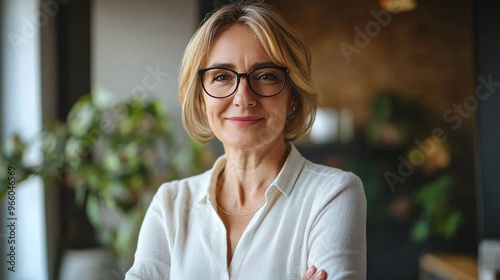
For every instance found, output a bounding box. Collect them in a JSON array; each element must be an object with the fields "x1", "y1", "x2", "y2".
[{"x1": 0, "y1": 0, "x2": 499, "y2": 279}]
